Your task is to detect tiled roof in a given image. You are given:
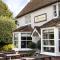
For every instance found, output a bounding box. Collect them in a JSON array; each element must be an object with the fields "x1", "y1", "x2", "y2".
[
  {"x1": 16, "y1": 0, "x2": 59, "y2": 18},
  {"x1": 13, "y1": 25, "x2": 33, "y2": 32},
  {"x1": 40, "y1": 18, "x2": 60, "y2": 28}
]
